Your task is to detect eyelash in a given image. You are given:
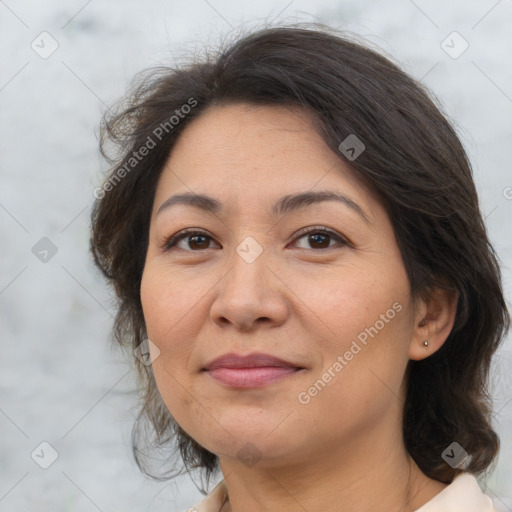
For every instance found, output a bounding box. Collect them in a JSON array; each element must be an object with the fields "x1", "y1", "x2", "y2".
[{"x1": 162, "y1": 226, "x2": 350, "y2": 252}]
